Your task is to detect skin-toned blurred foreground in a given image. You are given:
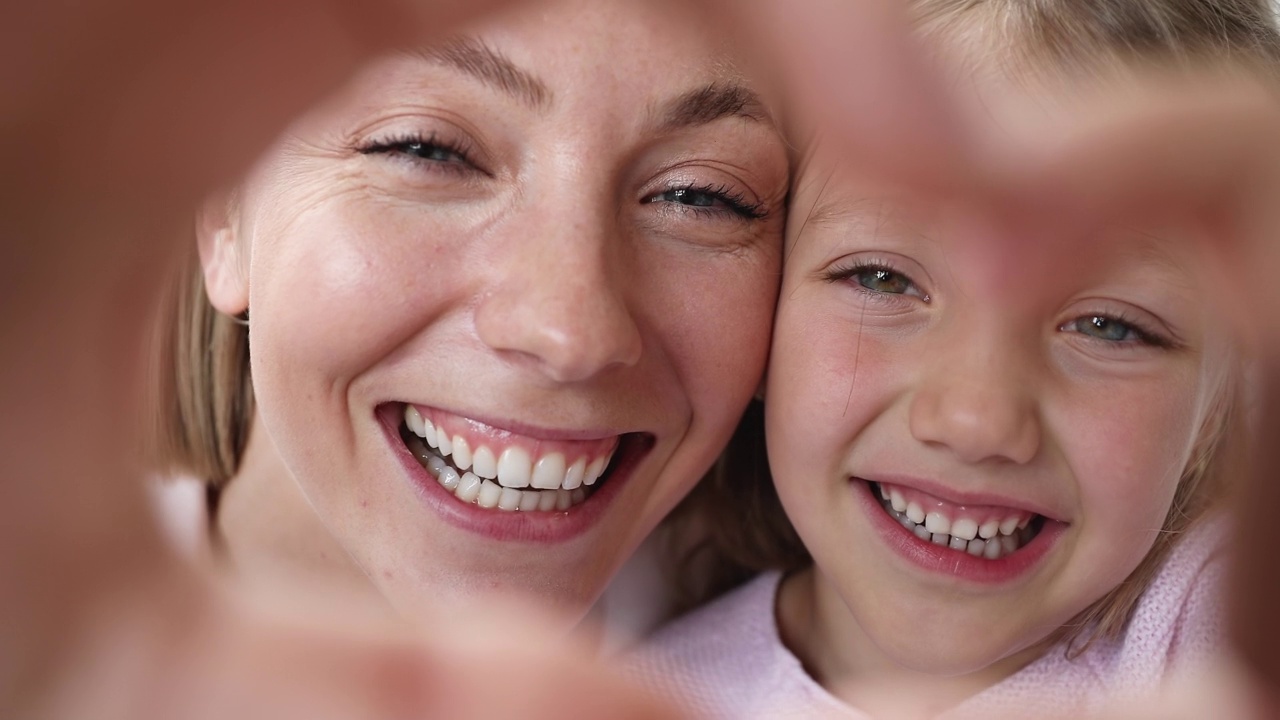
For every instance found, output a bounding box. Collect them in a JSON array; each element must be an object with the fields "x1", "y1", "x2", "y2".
[{"x1": 6, "y1": 0, "x2": 1280, "y2": 717}]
